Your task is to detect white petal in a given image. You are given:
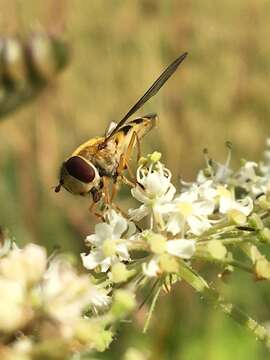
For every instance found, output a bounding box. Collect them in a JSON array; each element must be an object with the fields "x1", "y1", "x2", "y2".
[
  {"x1": 116, "y1": 243, "x2": 130, "y2": 261},
  {"x1": 81, "y1": 251, "x2": 104, "y2": 270},
  {"x1": 219, "y1": 196, "x2": 233, "y2": 214},
  {"x1": 129, "y1": 205, "x2": 150, "y2": 221},
  {"x1": 155, "y1": 202, "x2": 175, "y2": 215},
  {"x1": 85, "y1": 234, "x2": 100, "y2": 246},
  {"x1": 166, "y1": 239, "x2": 196, "y2": 259},
  {"x1": 131, "y1": 187, "x2": 149, "y2": 204},
  {"x1": 95, "y1": 223, "x2": 113, "y2": 241},
  {"x1": 234, "y1": 197, "x2": 253, "y2": 216},
  {"x1": 177, "y1": 189, "x2": 198, "y2": 203},
  {"x1": 89, "y1": 287, "x2": 111, "y2": 309},
  {"x1": 100, "y1": 257, "x2": 113, "y2": 272},
  {"x1": 125, "y1": 221, "x2": 137, "y2": 238},
  {"x1": 145, "y1": 173, "x2": 164, "y2": 196},
  {"x1": 162, "y1": 184, "x2": 176, "y2": 202},
  {"x1": 200, "y1": 183, "x2": 217, "y2": 201},
  {"x1": 187, "y1": 215, "x2": 211, "y2": 235},
  {"x1": 142, "y1": 258, "x2": 160, "y2": 277},
  {"x1": 166, "y1": 213, "x2": 183, "y2": 236},
  {"x1": 193, "y1": 200, "x2": 215, "y2": 216},
  {"x1": 113, "y1": 217, "x2": 128, "y2": 238}
]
